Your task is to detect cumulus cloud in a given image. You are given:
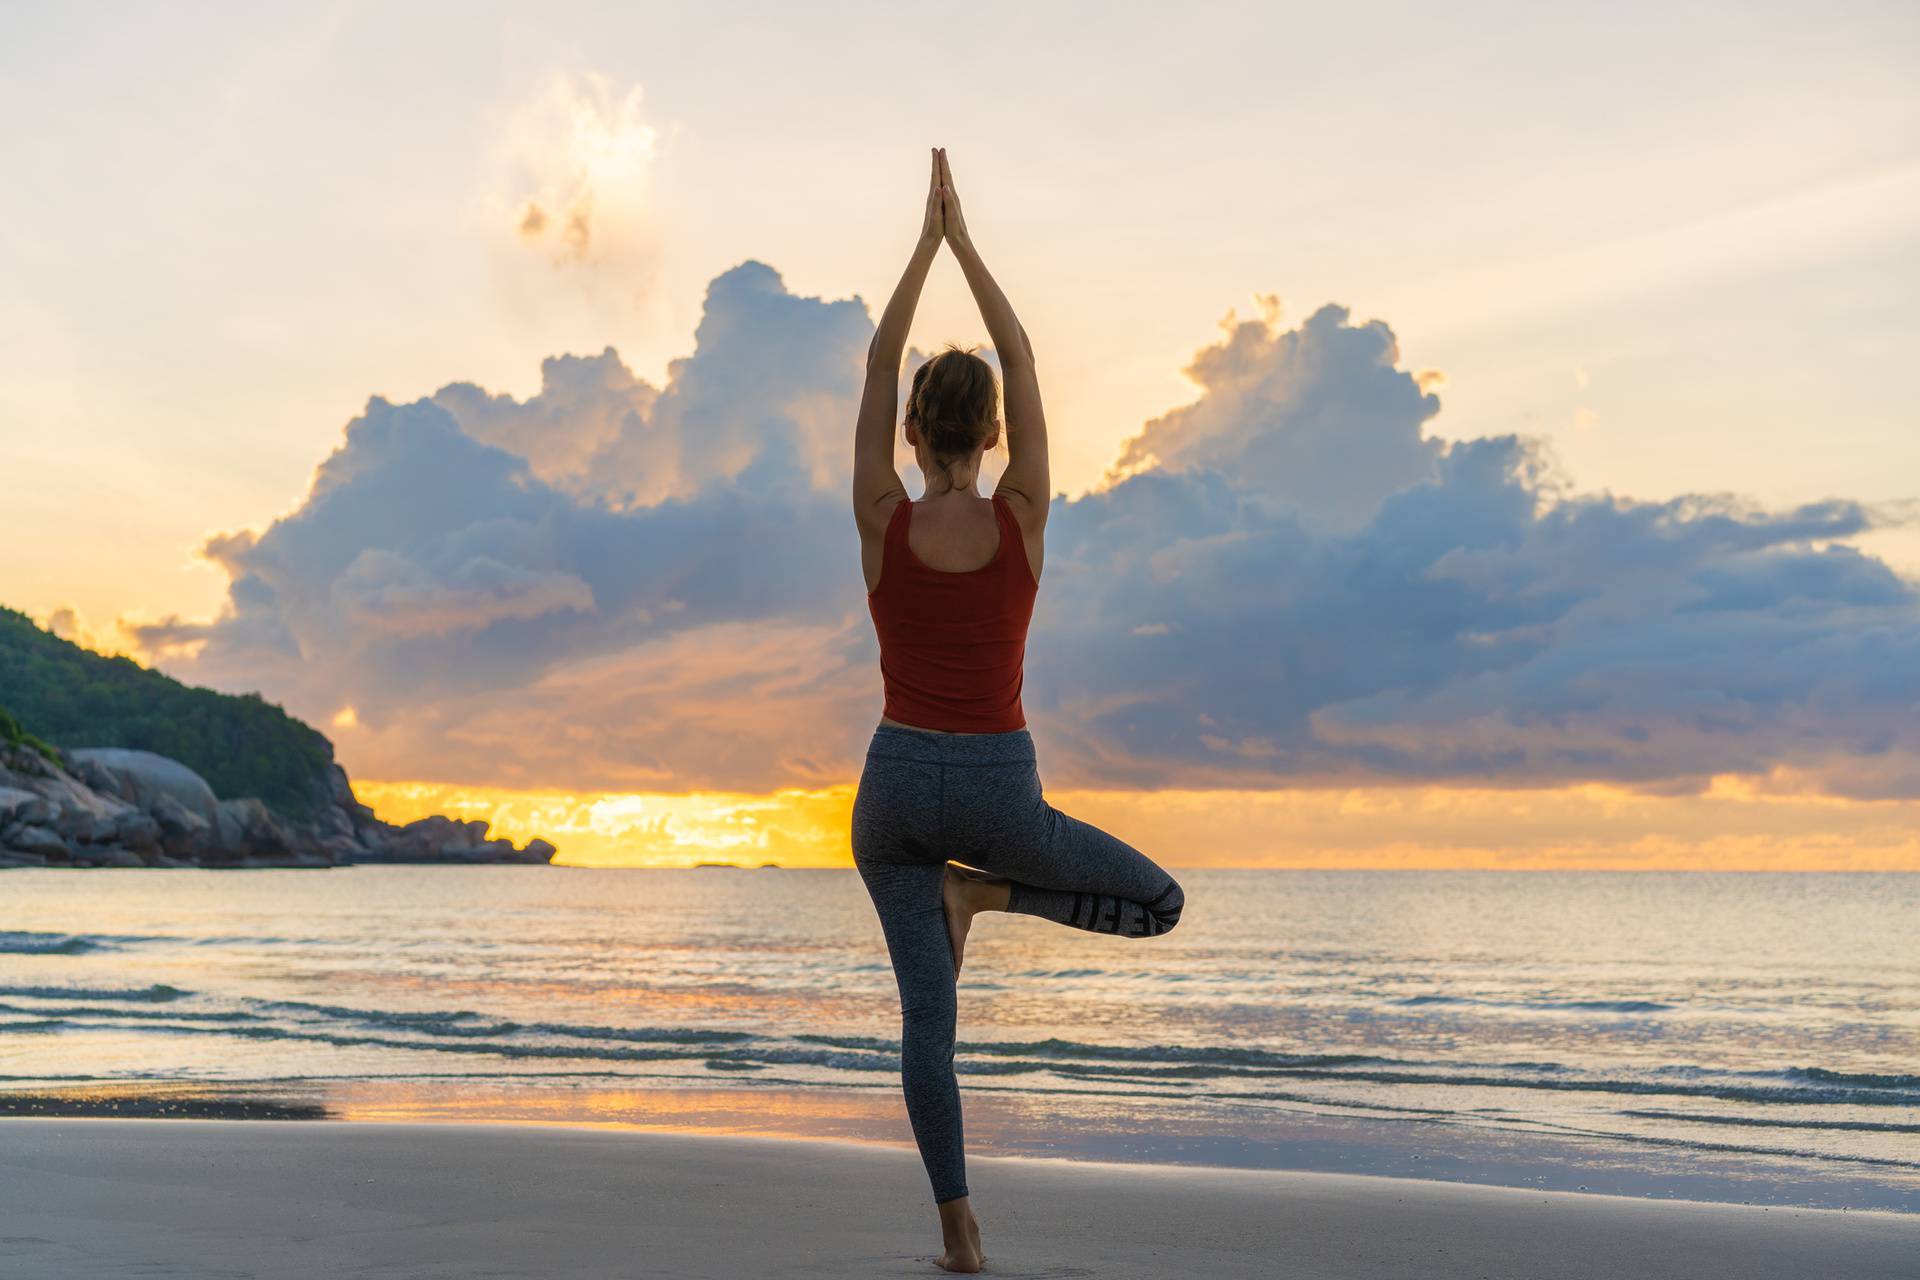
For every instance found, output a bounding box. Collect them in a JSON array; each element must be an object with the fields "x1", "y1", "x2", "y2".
[
  {"x1": 134, "y1": 265, "x2": 1920, "y2": 799},
  {"x1": 1107, "y1": 300, "x2": 1445, "y2": 533},
  {"x1": 1028, "y1": 439, "x2": 1919, "y2": 798},
  {"x1": 430, "y1": 348, "x2": 657, "y2": 486},
  {"x1": 434, "y1": 263, "x2": 872, "y2": 507}
]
